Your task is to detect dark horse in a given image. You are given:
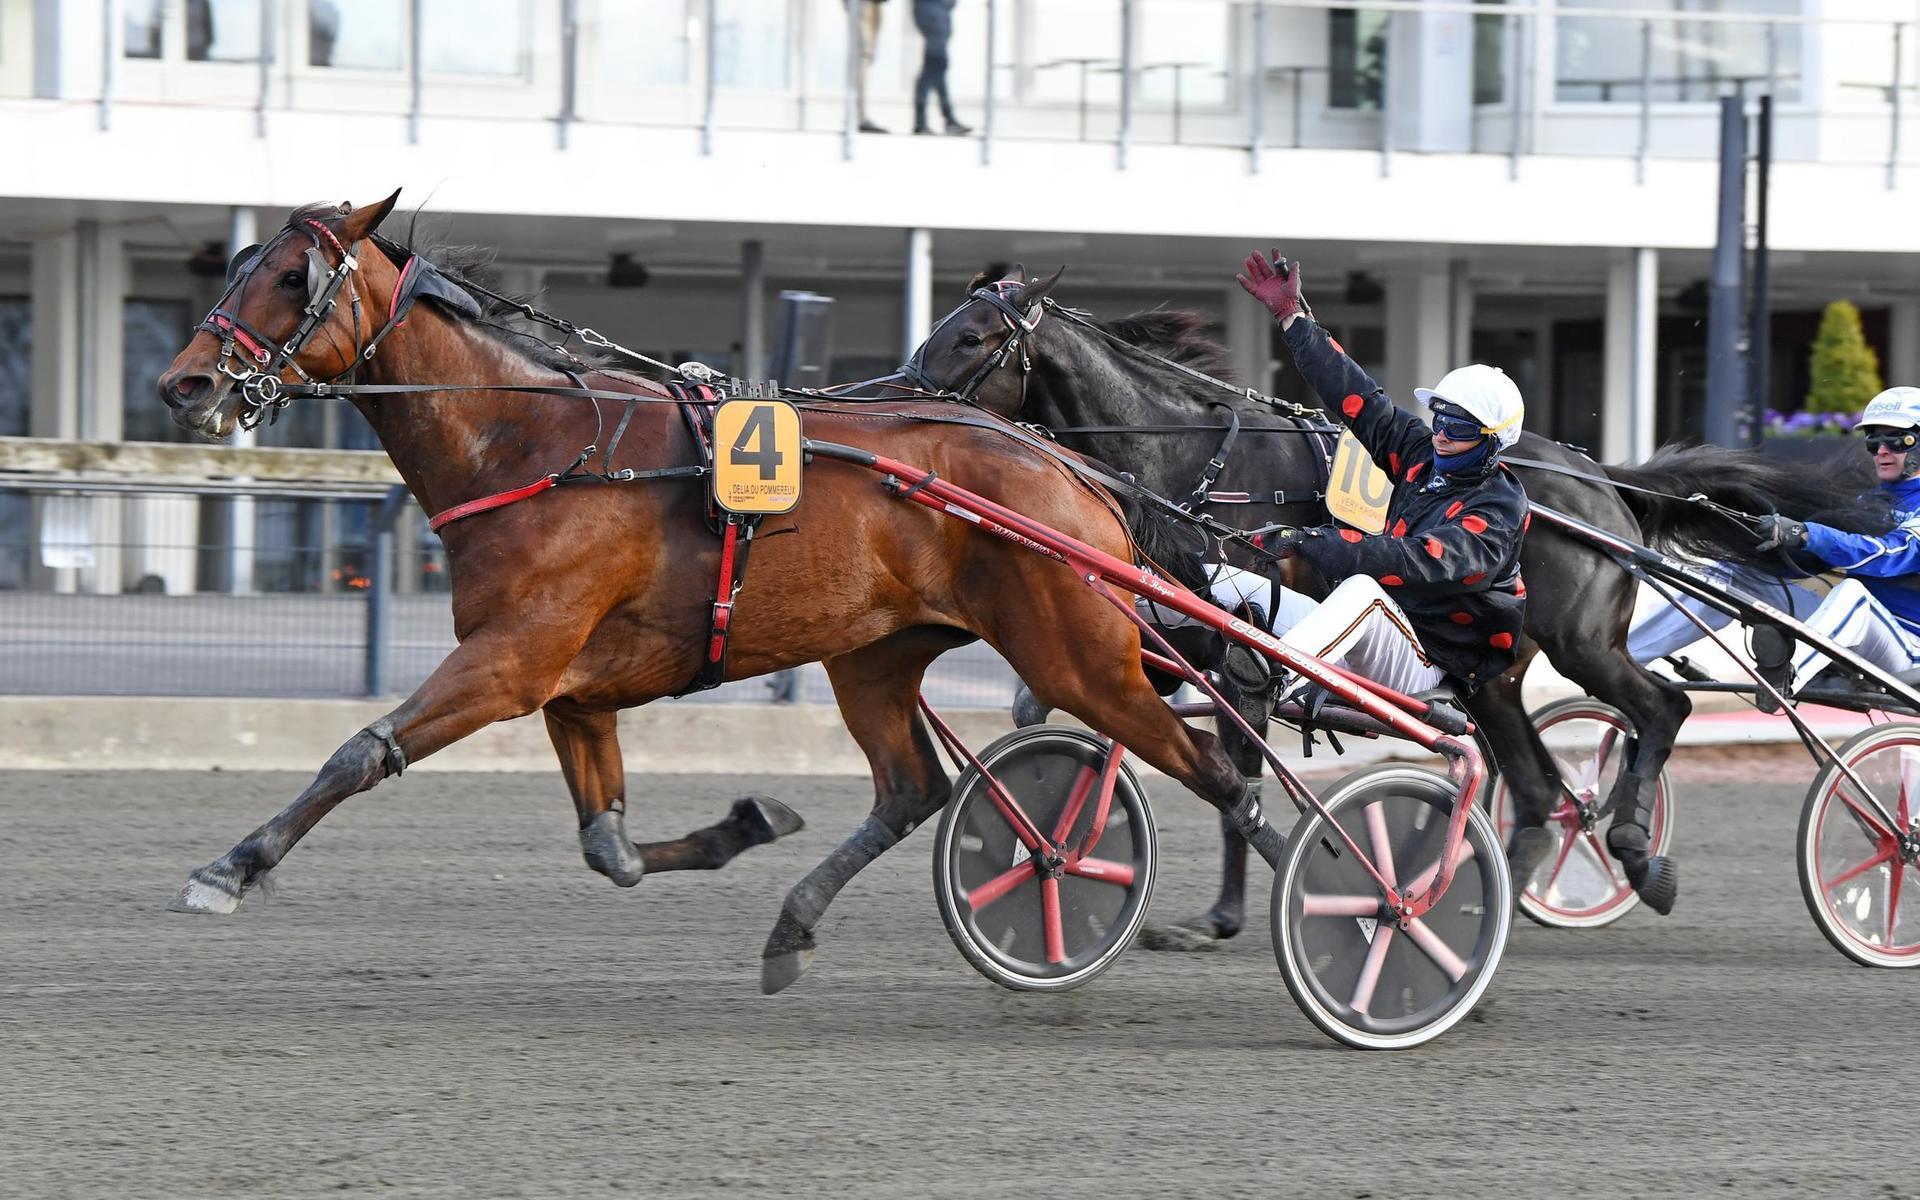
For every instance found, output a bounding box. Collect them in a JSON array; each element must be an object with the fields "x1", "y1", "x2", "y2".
[
  {"x1": 906, "y1": 268, "x2": 1884, "y2": 943},
  {"x1": 156, "y1": 196, "x2": 1282, "y2": 995}
]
